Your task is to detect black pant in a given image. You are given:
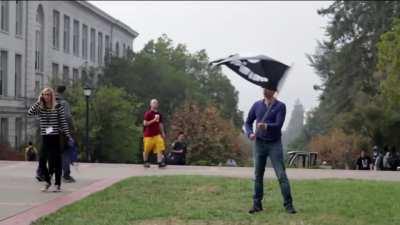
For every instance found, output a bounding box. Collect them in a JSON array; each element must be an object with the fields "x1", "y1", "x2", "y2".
[{"x1": 39, "y1": 135, "x2": 62, "y2": 186}]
